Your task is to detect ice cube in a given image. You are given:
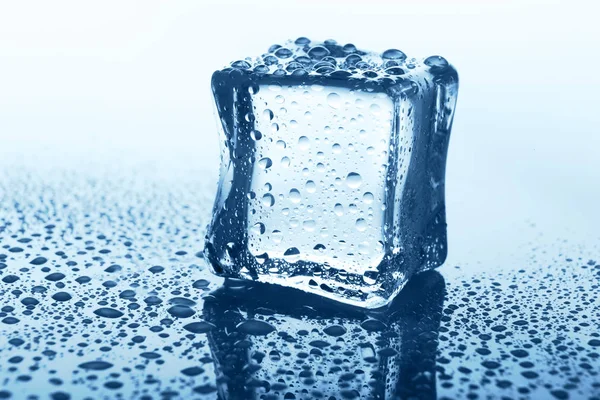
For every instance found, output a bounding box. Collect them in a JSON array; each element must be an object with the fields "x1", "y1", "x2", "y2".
[{"x1": 204, "y1": 38, "x2": 458, "y2": 308}]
